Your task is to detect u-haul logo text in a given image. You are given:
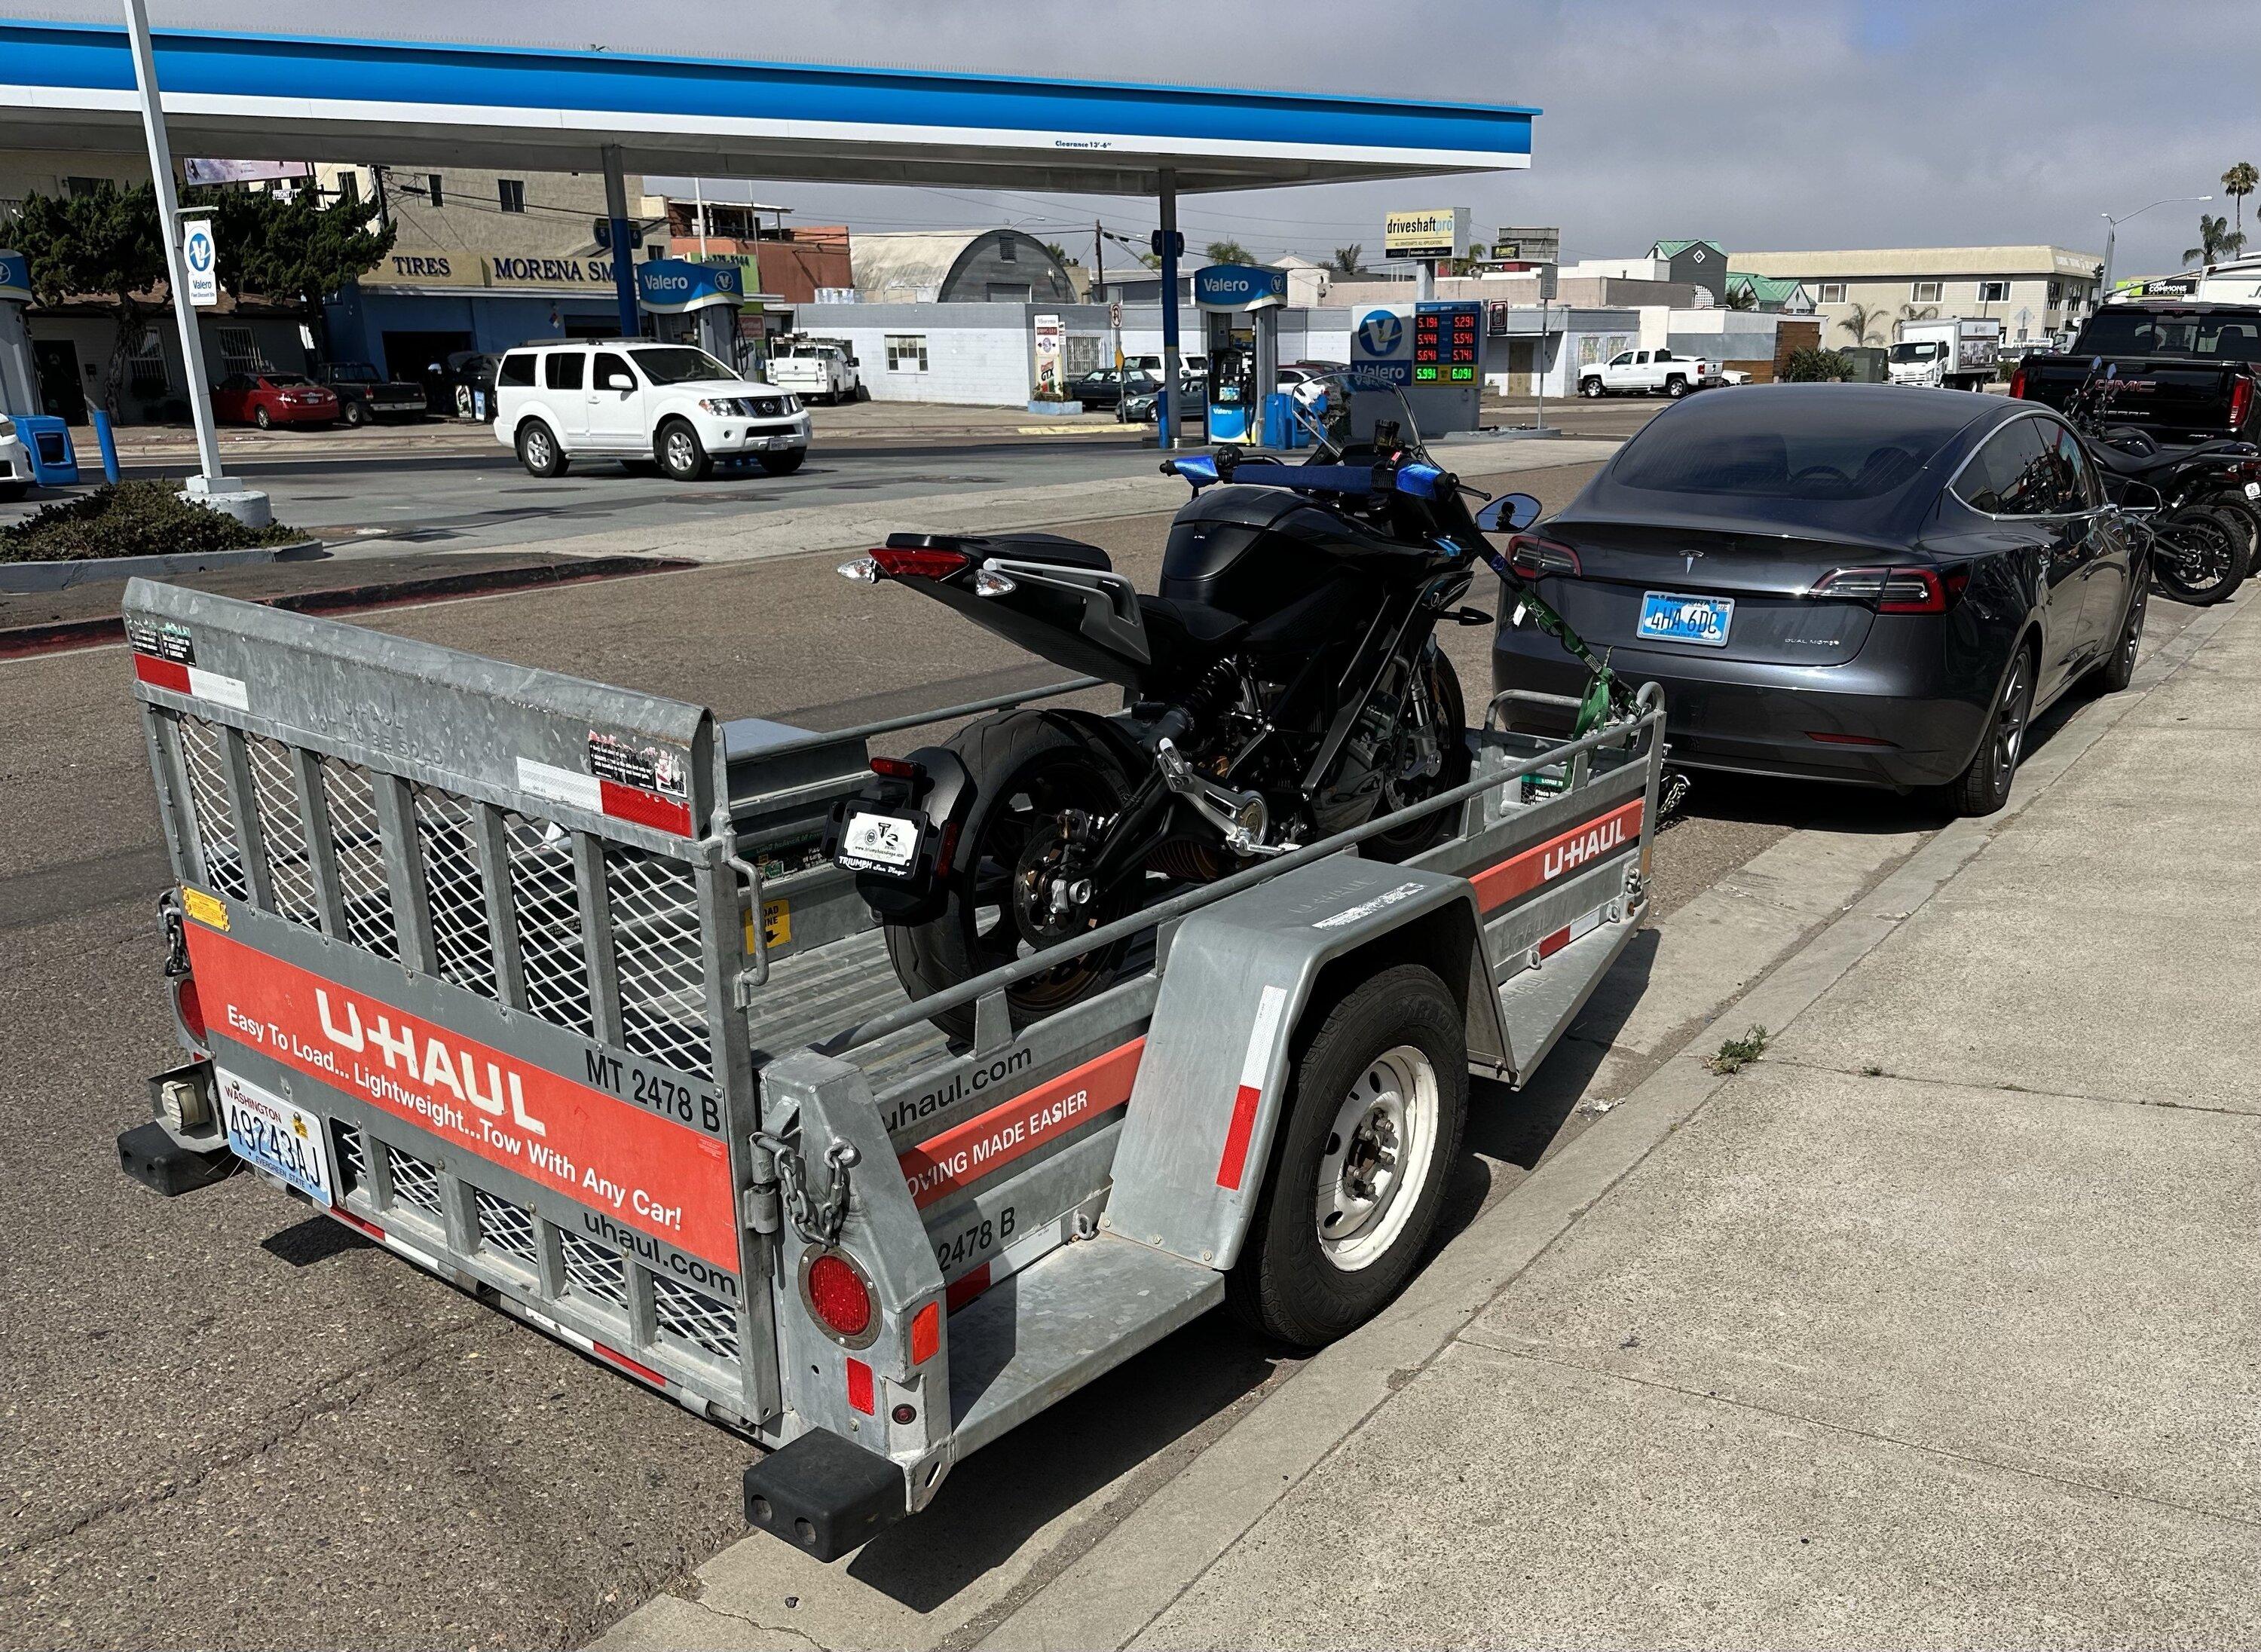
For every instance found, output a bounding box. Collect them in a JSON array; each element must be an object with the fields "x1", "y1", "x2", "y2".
[{"x1": 1540, "y1": 815, "x2": 1629, "y2": 881}]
